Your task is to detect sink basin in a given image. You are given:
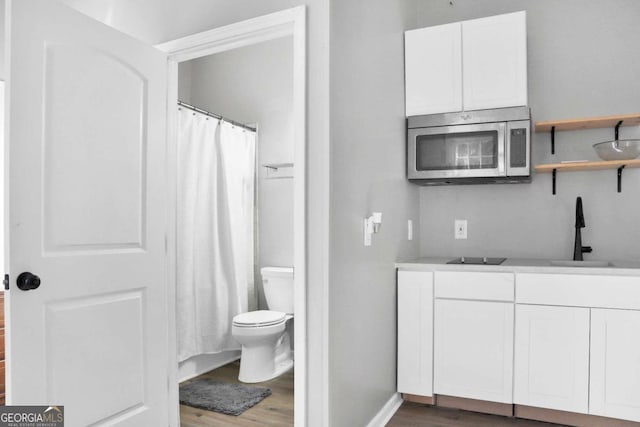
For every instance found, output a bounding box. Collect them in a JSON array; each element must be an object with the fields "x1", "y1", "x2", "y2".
[{"x1": 550, "y1": 260, "x2": 613, "y2": 268}]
